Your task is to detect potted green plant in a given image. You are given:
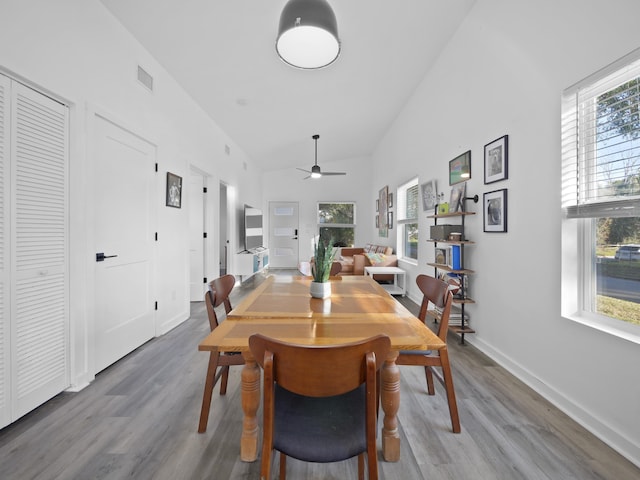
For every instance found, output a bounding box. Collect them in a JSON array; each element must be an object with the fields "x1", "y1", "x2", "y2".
[{"x1": 310, "y1": 236, "x2": 336, "y2": 298}]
